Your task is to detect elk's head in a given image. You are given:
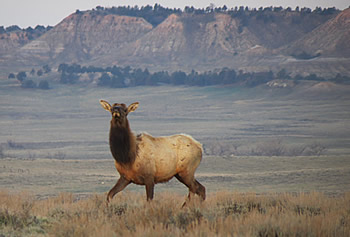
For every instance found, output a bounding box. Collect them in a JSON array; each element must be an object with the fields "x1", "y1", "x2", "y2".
[{"x1": 100, "y1": 100, "x2": 139, "y2": 126}]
